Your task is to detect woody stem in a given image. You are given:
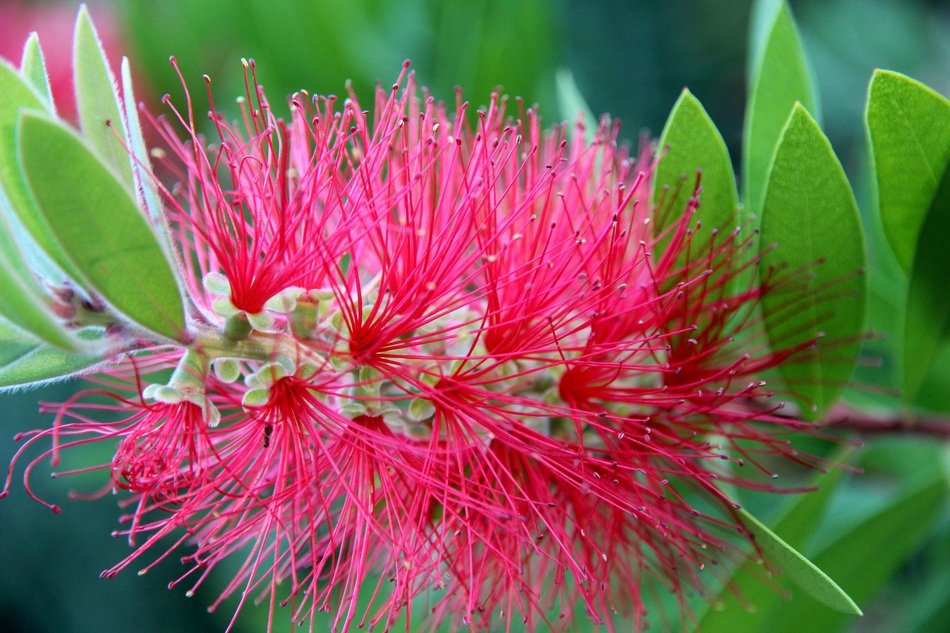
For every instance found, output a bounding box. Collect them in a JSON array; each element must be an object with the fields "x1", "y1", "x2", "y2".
[{"x1": 823, "y1": 405, "x2": 950, "y2": 439}]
